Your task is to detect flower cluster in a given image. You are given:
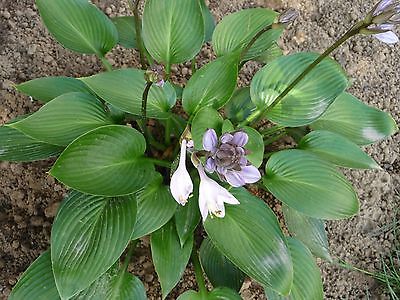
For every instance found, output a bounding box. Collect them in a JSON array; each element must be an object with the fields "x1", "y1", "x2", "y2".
[{"x1": 169, "y1": 129, "x2": 261, "y2": 221}]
